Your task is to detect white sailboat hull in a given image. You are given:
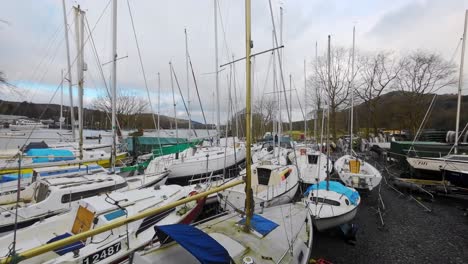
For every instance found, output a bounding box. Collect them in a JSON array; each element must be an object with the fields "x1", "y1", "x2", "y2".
[
  {"x1": 407, "y1": 156, "x2": 468, "y2": 172},
  {"x1": 334, "y1": 155, "x2": 382, "y2": 190}
]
